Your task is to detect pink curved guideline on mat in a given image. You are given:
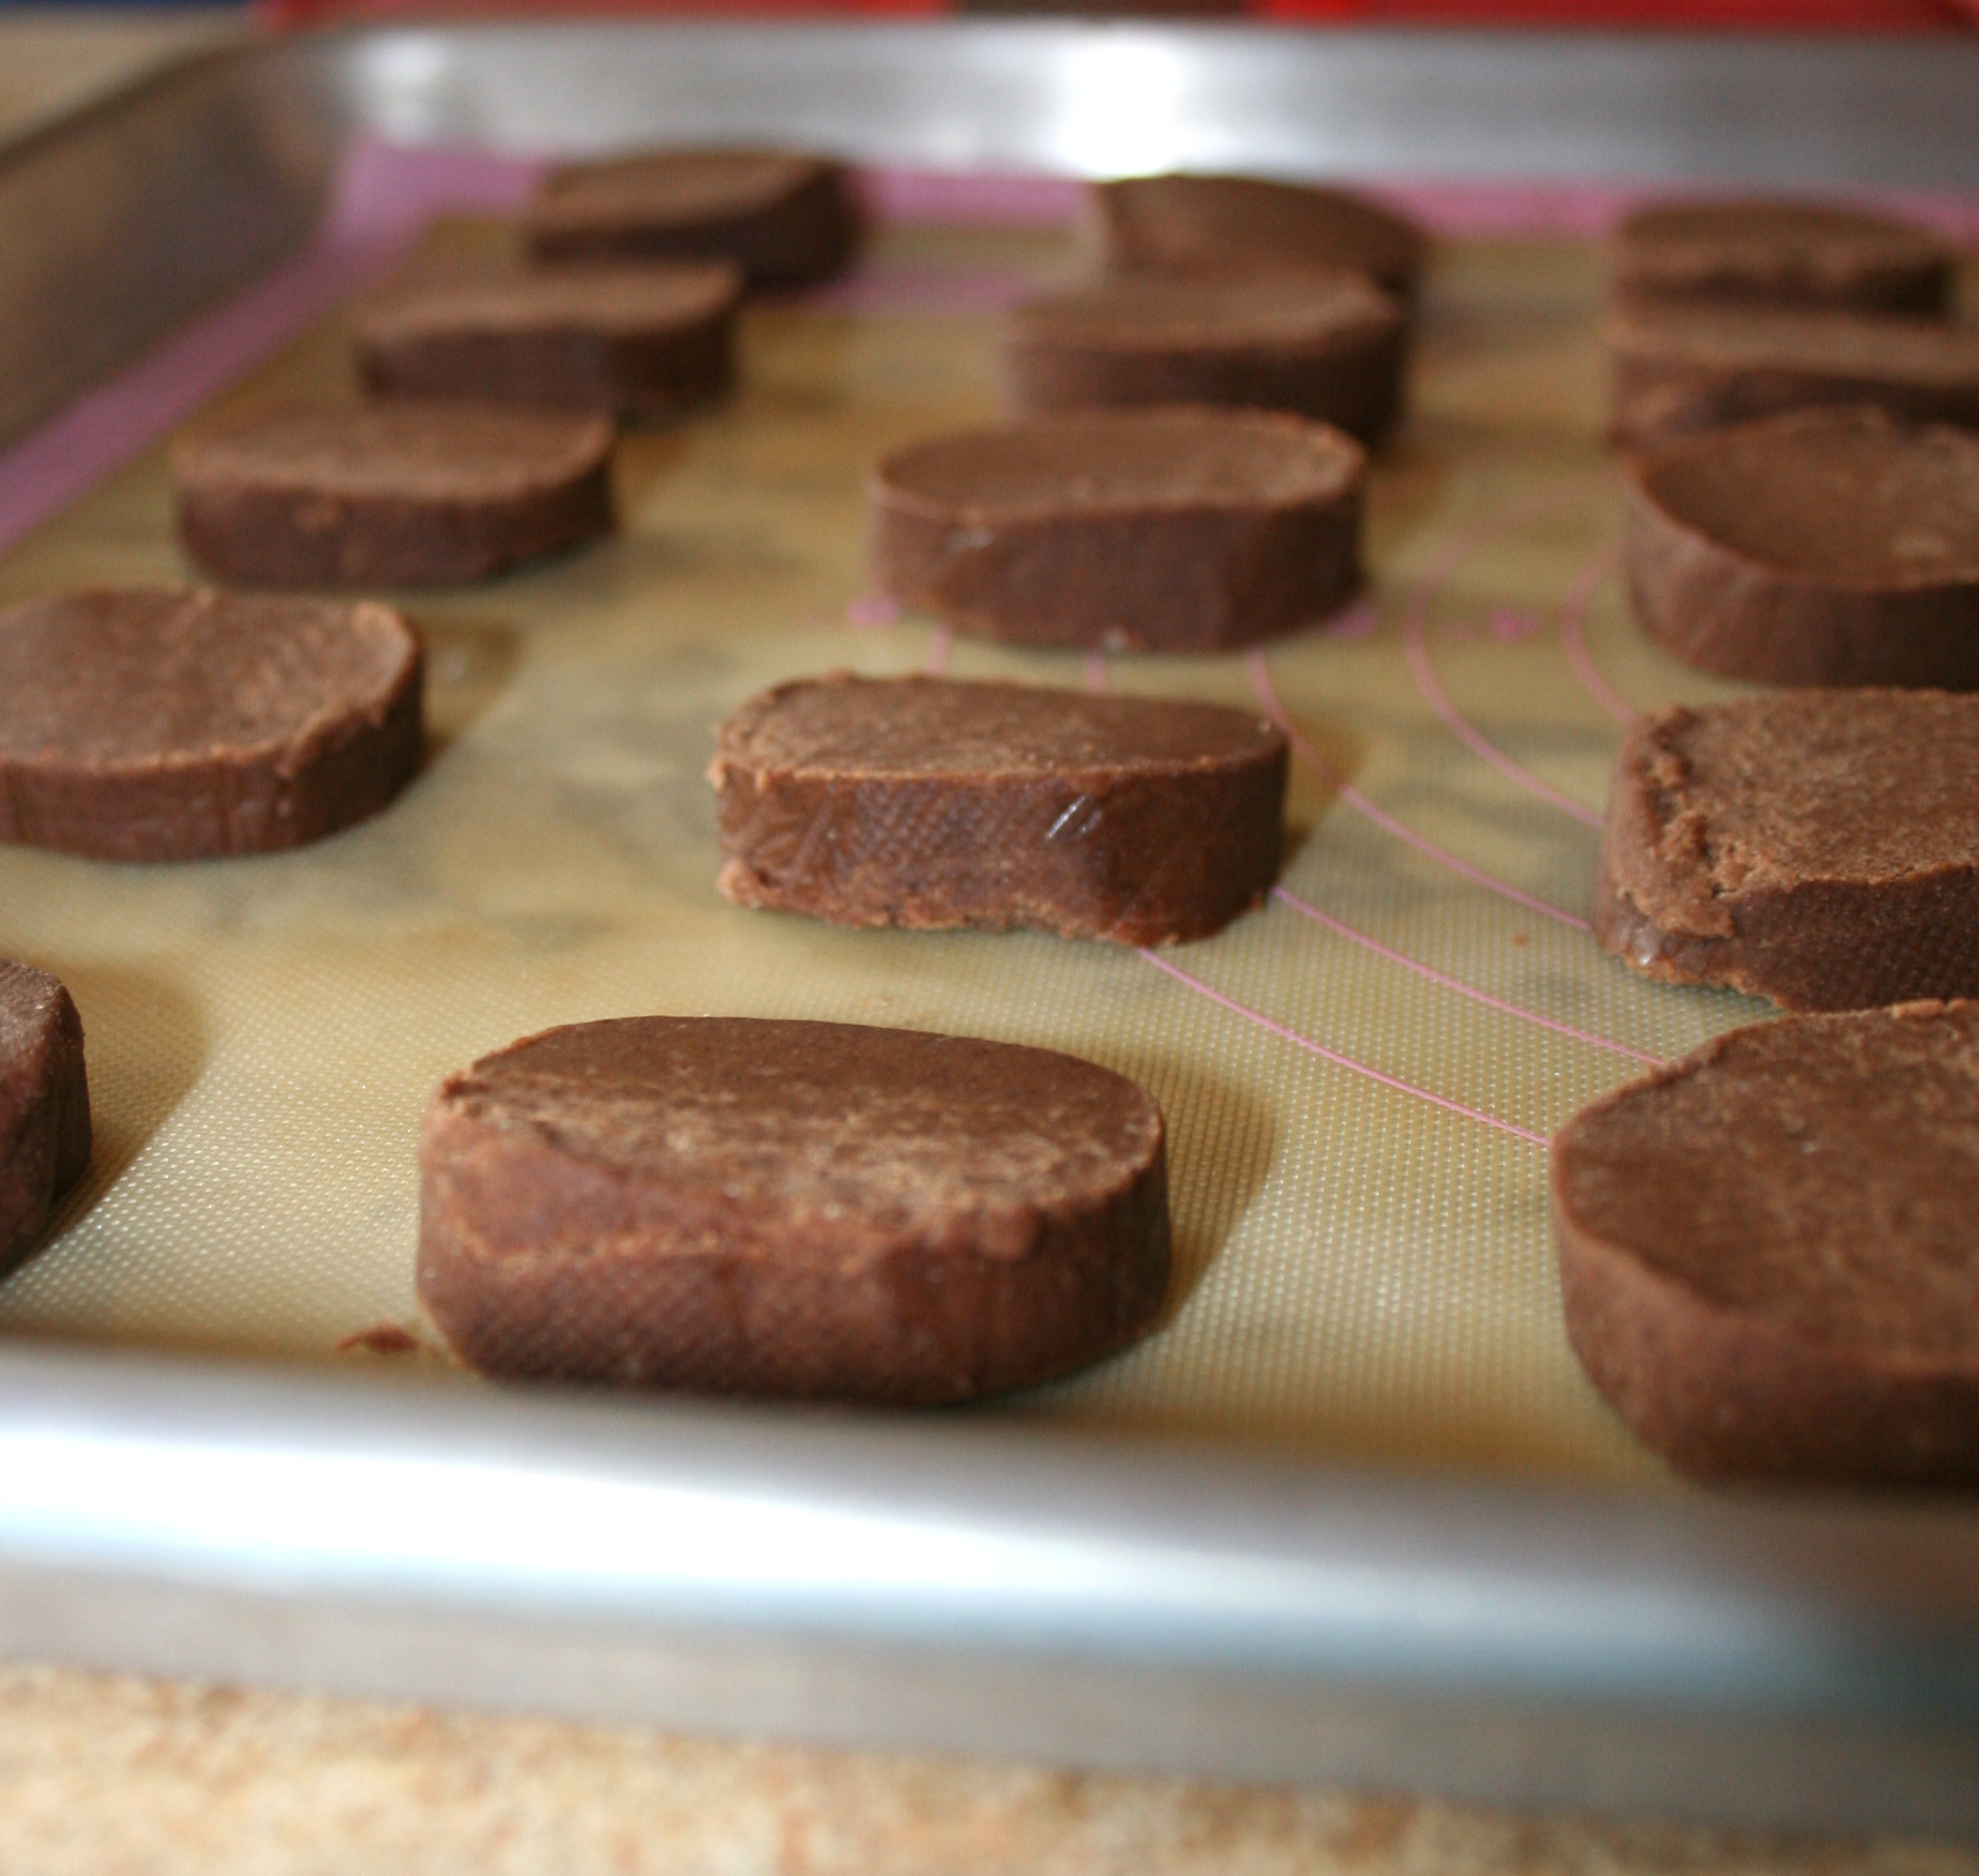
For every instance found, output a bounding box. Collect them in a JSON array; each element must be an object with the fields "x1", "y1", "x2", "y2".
[
  {"x1": 1270, "y1": 886, "x2": 1660, "y2": 1067},
  {"x1": 1400, "y1": 509, "x2": 1607, "y2": 829},
  {"x1": 925, "y1": 623, "x2": 953, "y2": 675},
  {"x1": 1559, "y1": 545, "x2": 1637, "y2": 725},
  {"x1": 1245, "y1": 650, "x2": 1593, "y2": 932},
  {"x1": 1098, "y1": 643, "x2": 1640, "y2": 1061},
  {"x1": 1138, "y1": 950, "x2": 1548, "y2": 1148}
]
